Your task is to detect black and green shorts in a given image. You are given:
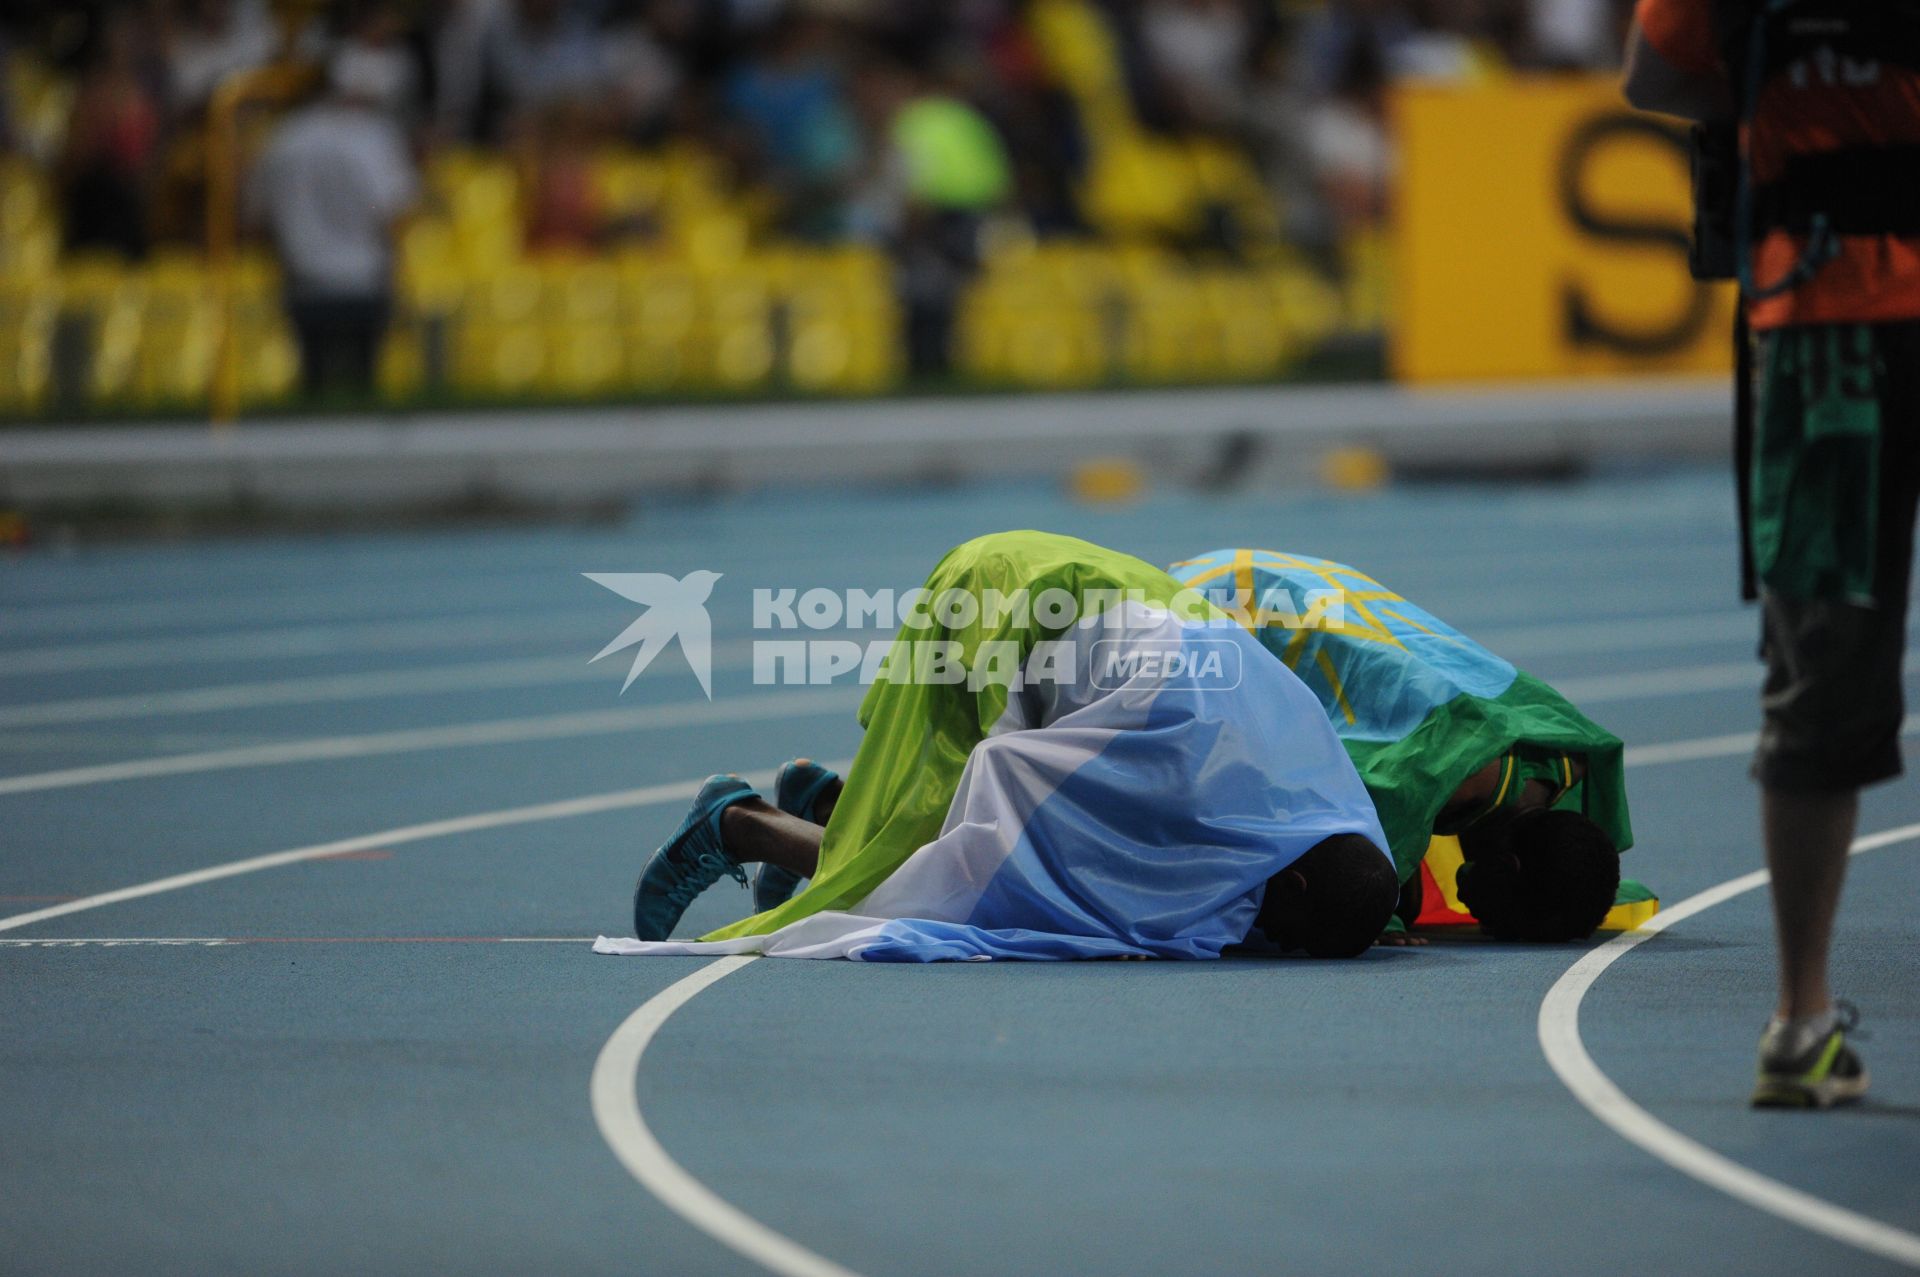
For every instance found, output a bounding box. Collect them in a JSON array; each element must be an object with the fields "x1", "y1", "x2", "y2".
[{"x1": 1750, "y1": 320, "x2": 1920, "y2": 791}]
